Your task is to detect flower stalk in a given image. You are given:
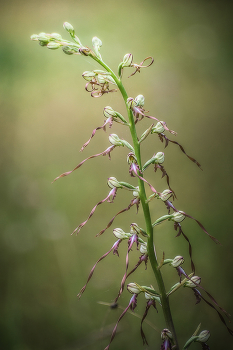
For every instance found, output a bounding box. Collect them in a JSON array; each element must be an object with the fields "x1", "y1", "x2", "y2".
[{"x1": 31, "y1": 23, "x2": 232, "y2": 350}]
